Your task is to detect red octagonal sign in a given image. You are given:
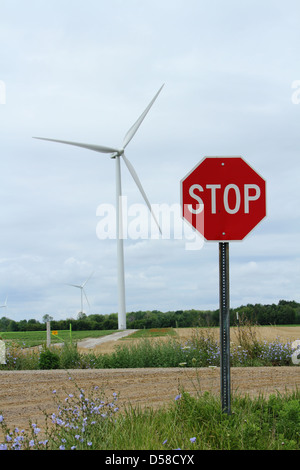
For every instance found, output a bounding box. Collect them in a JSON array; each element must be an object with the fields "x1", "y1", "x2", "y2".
[{"x1": 181, "y1": 156, "x2": 266, "y2": 241}]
